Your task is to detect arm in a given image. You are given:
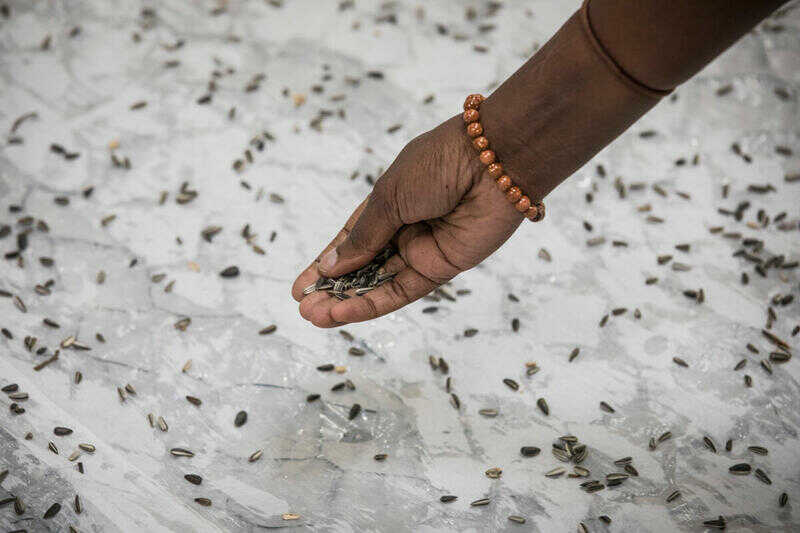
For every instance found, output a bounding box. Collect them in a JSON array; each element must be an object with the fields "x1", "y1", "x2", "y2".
[
  {"x1": 292, "y1": 0, "x2": 789, "y2": 328},
  {"x1": 482, "y1": 0, "x2": 789, "y2": 202}
]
